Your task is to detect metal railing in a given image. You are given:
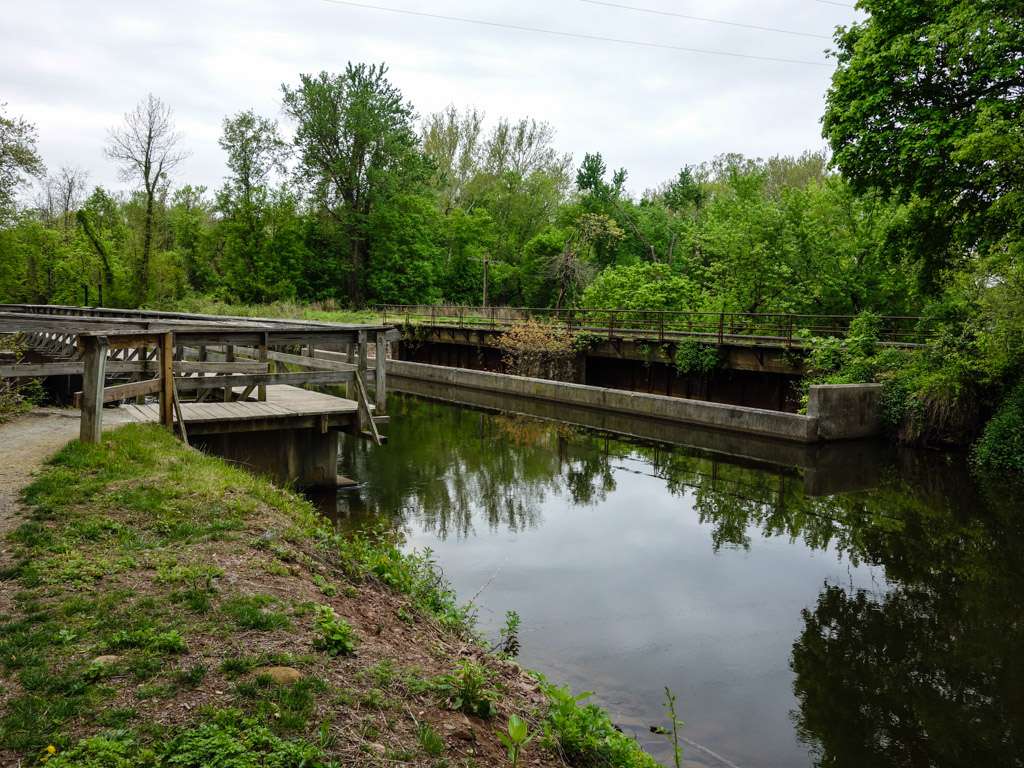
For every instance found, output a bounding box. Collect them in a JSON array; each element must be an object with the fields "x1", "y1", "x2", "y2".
[{"x1": 376, "y1": 304, "x2": 931, "y2": 347}]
